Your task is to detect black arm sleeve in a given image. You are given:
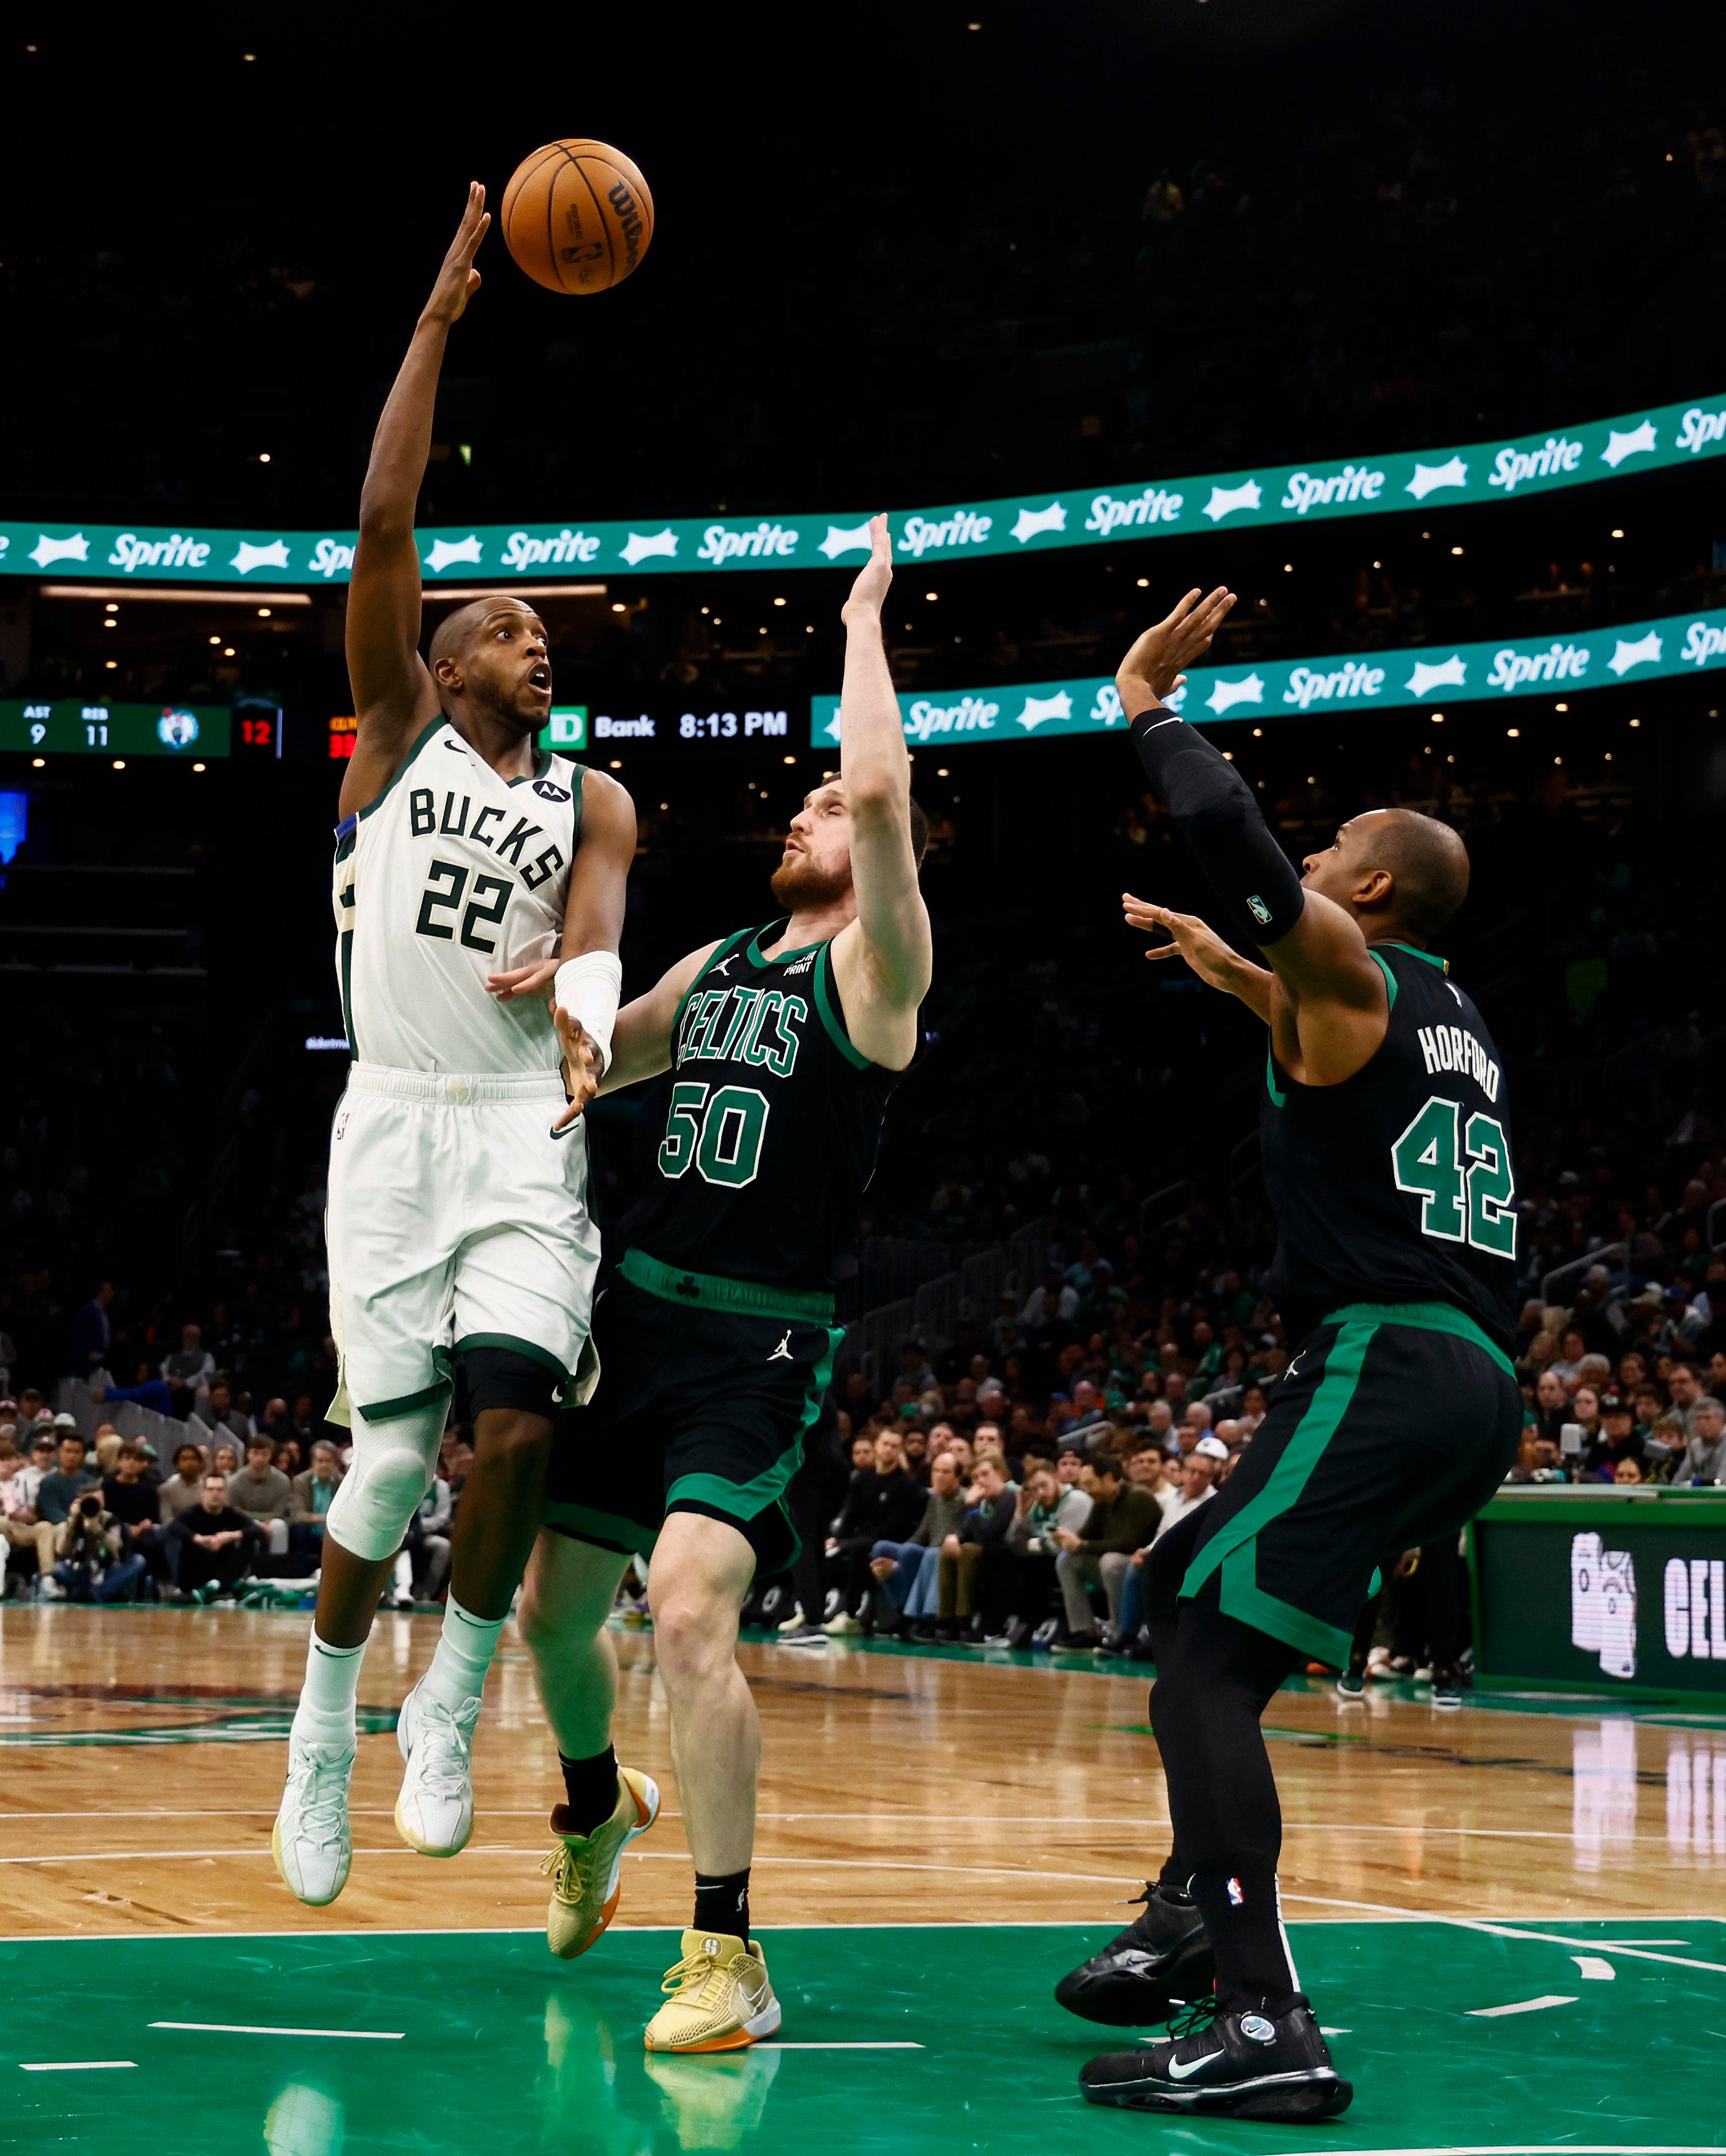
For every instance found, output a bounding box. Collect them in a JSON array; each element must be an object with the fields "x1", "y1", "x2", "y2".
[{"x1": 1130, "y1": 706, "x2": 1306, "y2": 946}]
